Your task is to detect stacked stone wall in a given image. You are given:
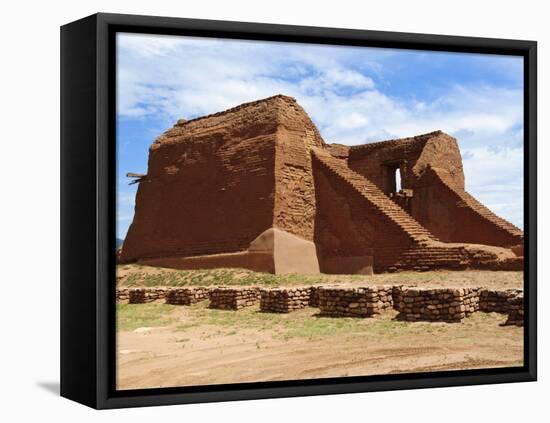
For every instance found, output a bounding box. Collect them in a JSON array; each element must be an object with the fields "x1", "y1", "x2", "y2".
[
  {"x1": 393, "y1": 287, "x2": 479, "y2": 322},
  {"x1": 128, "y1": 288, "x2": 167, "y2": 304},
  {"x1": 117, "y1": 284, "x2": 524, "y2": 327},
  {"x1": 260, "y1": 287, "x2": 311, "y2": 313},
  {"x1": 117, "y1": 288, "x2": 129, "y2": 303},
  {"x1": 165, "y1": 287, "x2": 209, "y2": 305},
  {"x1": 317, "y1": 286, "x2": 394, "y2": 317},
  {"x1": 308, "y1": 286, "x2": 321, "y2": 308},
  {"x1": 209, "y1": 287, "x2": 260, "y2": 310},
  {"x1": 504, "y1": 294, "x2": 524, "y2": 326},
  {"x1": 479, "y1": 289, "x2": 523, "y2": 313}
]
